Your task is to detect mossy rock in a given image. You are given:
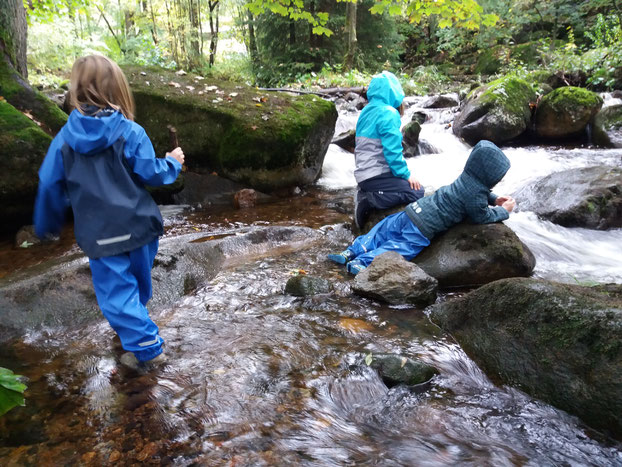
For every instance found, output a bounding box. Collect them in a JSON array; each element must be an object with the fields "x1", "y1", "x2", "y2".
[
  {"x1": 453, "y1": 76, "x2": 536, "y2": 145},
  {"x1": 0, "y1": 57, "x2": 67, "y2": 134},
  {"x1": 0, "y1": 100, "x2": 52, "y2": 233},
  {"x1": 535, "y1": 86, "x2": 603, "y2": 140},
  {"x1": 593, "y1": 104, "x2": 622, "y2": 148},
  {"x1": 284, "y1": 275, "x2": 333, "y2": 296},
  {"x1": 368, "y1": 353, "x2": 439, "y2": 387},
  {"x1": 429, "y1": 278, "x2": 622, "y2": 436},
  {"x1": 123, "y1": 66, "x2": 337, "y2": 192}
]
